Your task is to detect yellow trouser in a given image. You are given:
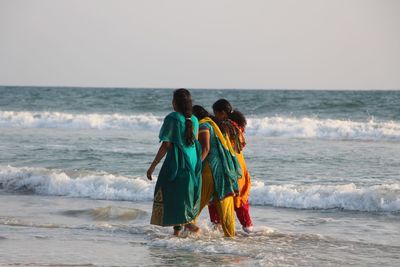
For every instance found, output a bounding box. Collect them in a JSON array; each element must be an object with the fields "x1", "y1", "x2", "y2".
[{"x1": 199, "y1": 161, "x2": 235, "y2": 237}]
